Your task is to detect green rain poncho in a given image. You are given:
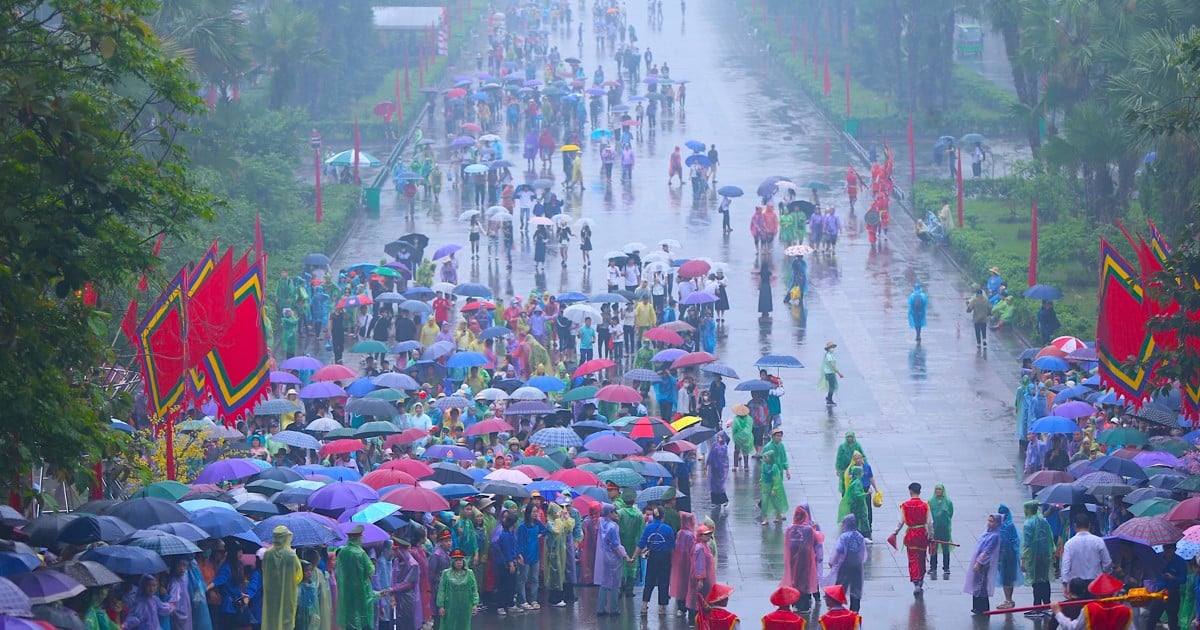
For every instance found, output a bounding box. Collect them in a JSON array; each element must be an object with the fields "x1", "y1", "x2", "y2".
[
  {"x1": 544, "y1": 504, "x2": 574, "y2": 591},
  {"x1": 335, "y1": 532, "x2": 377, "y2": 630},
  {"x1": 617, "y1": 489, "x2": 644, "y2": 583},
  {"x1": 759, "y1": 452, "x2": 788, "y2": 521},
  {"x1": 83, "y1": 592, "x2": 118, "y2": 630},
  {"x1": 835, "y1": 432, "x2": 865, "y2": 494},
  {"x1": 633, "y1": 341, "x2": 655, "y2": 370},
  {"x1": 1021, "y1": 500, "x2": 1053, "y2": 585},
  {"x1": 262, "y1": 526, "x2": 303, "y2": 630},
  {"x1": 930, "y1": 484, "x2": 954, "y2": 545},
  {"x1": 456, "y1": 507, "x2": 480, "y2": 566},
  {"x1": 730, "y1": 413, "x2": 753, "y2": 454},
  {"x1": 837, "y1": 466, "x2": 869, "y2": 535},
  {"x1": 761, "y1": 437, "x2": 789, "y2": 472},
  {"x1": 435, "y1": 557, "x2": 479, "y2": 630}
]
